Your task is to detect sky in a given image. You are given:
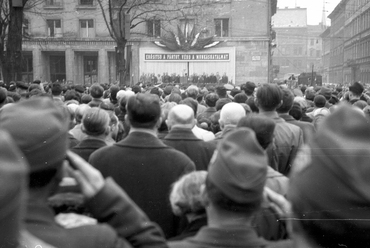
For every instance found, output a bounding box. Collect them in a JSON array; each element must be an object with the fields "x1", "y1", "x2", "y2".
[{"x1": 277, "y1": 0, "x2": 342, "y2": 25}]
